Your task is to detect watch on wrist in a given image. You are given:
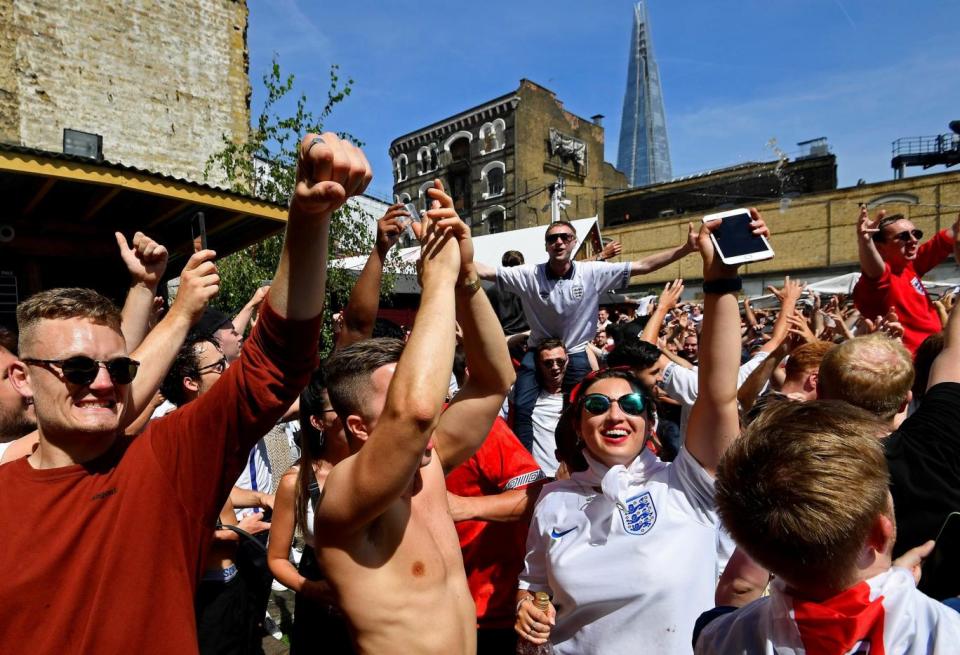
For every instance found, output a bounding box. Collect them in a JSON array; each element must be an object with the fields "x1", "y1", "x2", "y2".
[
  {"x1": 459, "y1": 276, "x2": 481, "y2": 295},
  {"x1": 702, "y1": 277, "x2": 743, "y2": 295}
]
